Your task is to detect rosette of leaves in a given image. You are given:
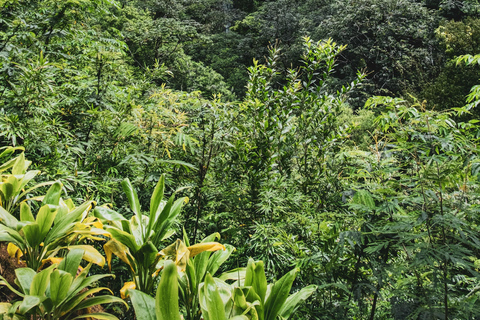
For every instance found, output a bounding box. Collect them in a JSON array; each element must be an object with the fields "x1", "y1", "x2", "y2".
[
  {"x1": 128, "y1": 258, "x2": 317, "y2": 320},
  {"x1": 0, "y1": 248, "x2": 126, "y2": 319},
  {"x1": 0, "y1": 150, "x2": 55, "y2": 214},
  {"x1": 94, "y1": 175, "x2": 226, "y2": 295},
  {"x1": 0, "y1": 181, "x2": 106, "y2": 271}
]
